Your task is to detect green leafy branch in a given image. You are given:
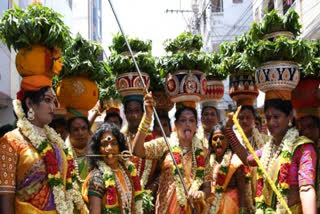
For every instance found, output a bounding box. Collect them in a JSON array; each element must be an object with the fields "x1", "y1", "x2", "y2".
[
  {"x1": 109, "y1": 33, "x2": 152, "y2": 54},
  {"x1": 58, "y1": 34, "x2": 107, "y2": 82},
  {"x1": 246, "y1": 36, "x2": 313, "y2": 67},
  {"x1": 164, "y1": 32, "x2": 203, "y2": 53},
  {"x1": 0, "y1": 4, "x2": 71, "y2": 51}
]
